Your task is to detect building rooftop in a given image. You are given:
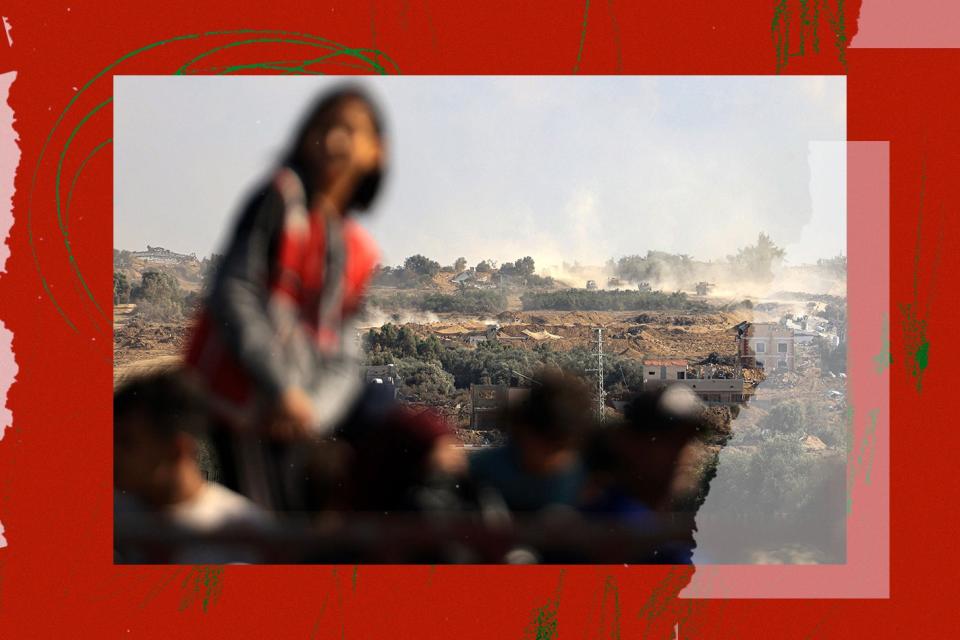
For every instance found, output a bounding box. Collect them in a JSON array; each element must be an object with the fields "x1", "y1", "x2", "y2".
[{"x1": 643, "y1": 359, "x2": 688, "y2": 366}]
